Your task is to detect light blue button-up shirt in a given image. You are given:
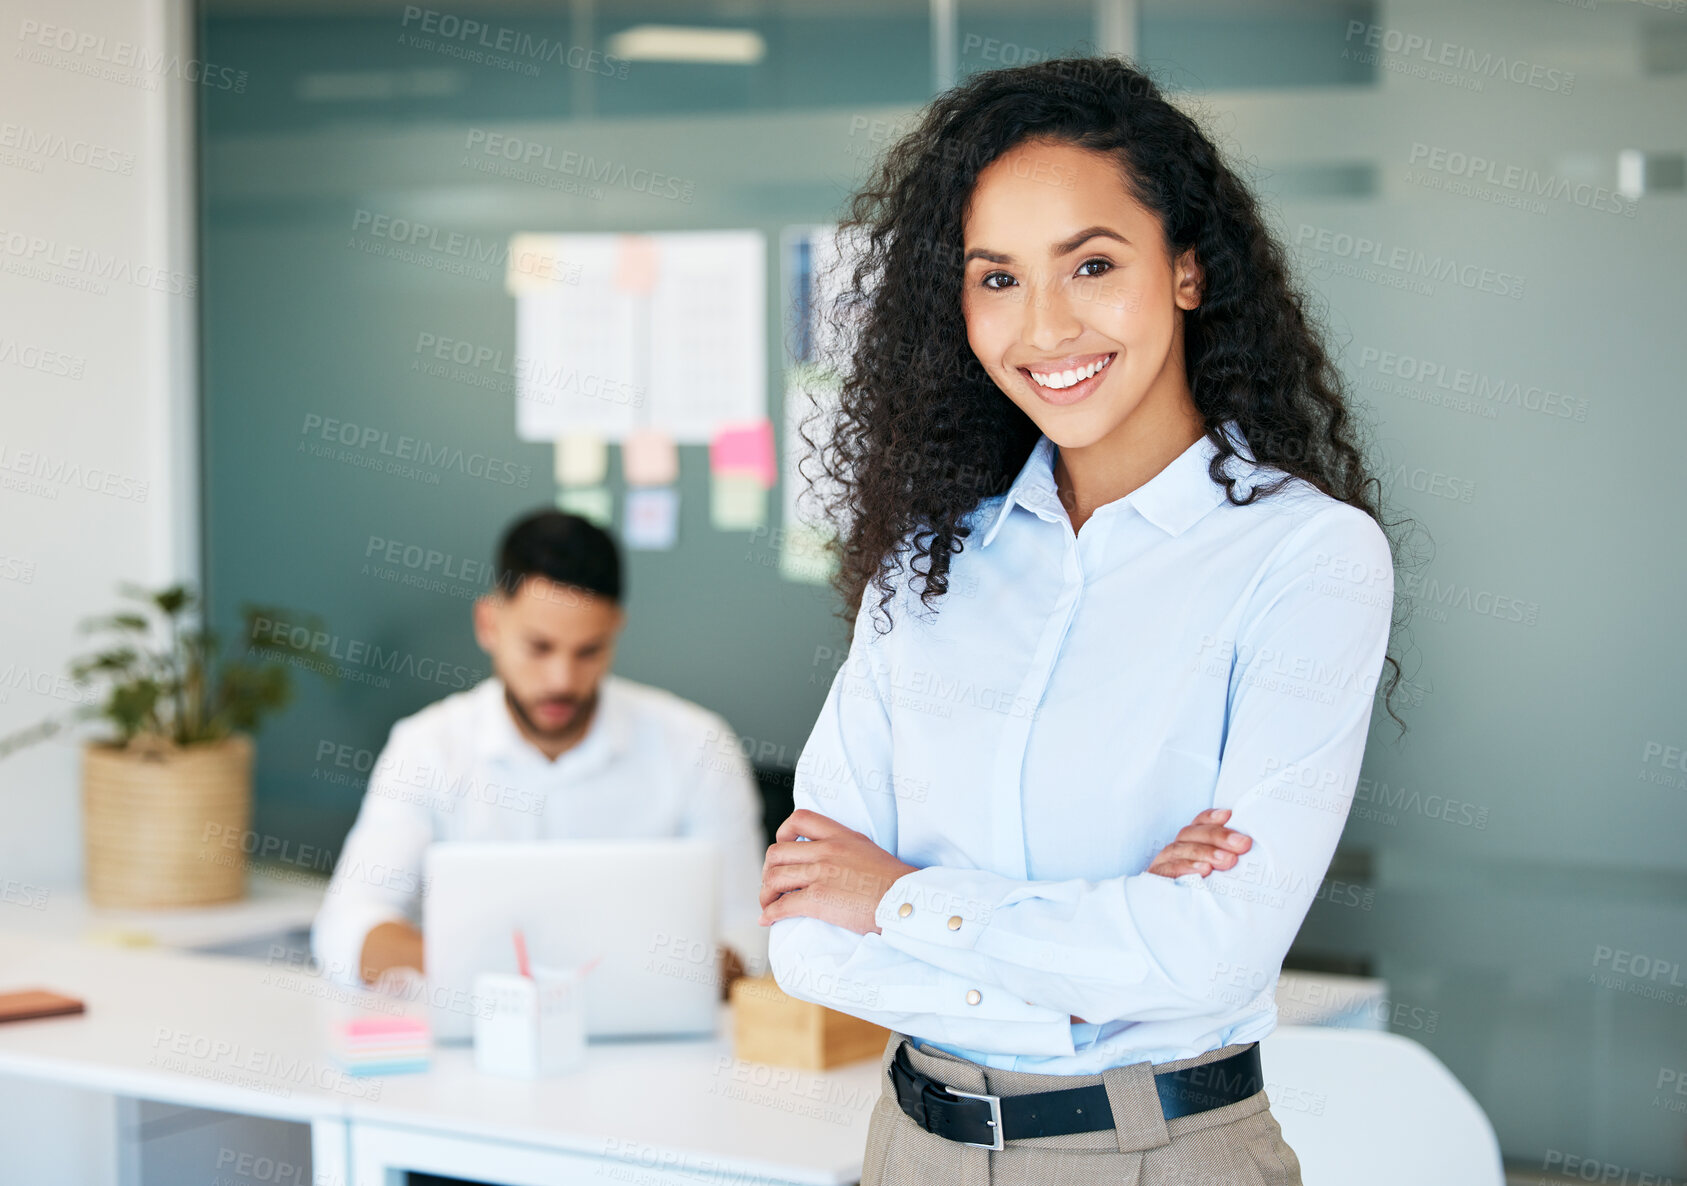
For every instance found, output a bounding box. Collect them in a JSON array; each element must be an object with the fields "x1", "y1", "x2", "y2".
[{"x1": 768, "y1": 420, "x2": 1395, "y2": 1073}]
